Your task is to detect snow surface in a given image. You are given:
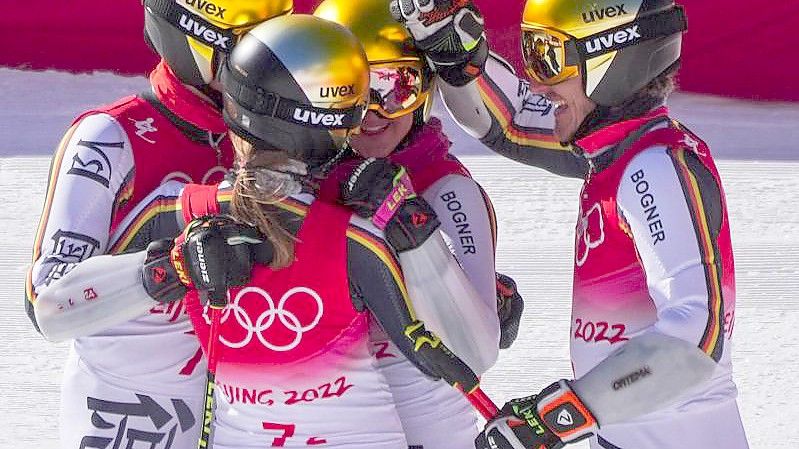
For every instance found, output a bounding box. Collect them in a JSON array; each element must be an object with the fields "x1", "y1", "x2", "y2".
[{"x1": 1, "y1": 68, "x2": 798, "y2": 449}]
